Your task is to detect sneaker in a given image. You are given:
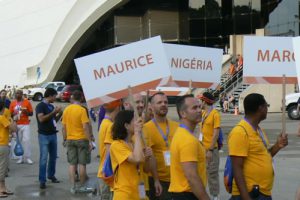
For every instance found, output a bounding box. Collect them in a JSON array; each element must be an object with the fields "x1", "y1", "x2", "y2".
[
  {"x1": 25, "y1": 158, "x2": 33, "y2": 164},
  {"x1": 48, "y1": 176, "x2": 60, "y2": 183},
  {"x1": 77, "y1": 186, "x2": 94, "y2": 193},
  {"x1": 212, "y1": 196, "x2": 219, "y2": 200},
  {"x1": 40, "y1": 183, "x2": 46, "y2": 189},
  {"x1": 16, "y1": 158, "x2": 23, "y2": 164},
  {"x1": 70, "y1": 187, "x2": 77, "y2": 194}
]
